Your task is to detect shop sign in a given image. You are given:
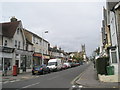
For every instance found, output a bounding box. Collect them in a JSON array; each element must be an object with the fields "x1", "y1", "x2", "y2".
[
  {"x1": 44, "y1": 56, "x2": 50, "y2": 59},
  {"x1": 33, "y1": 53, "x2": 42, "y2": 57}
]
